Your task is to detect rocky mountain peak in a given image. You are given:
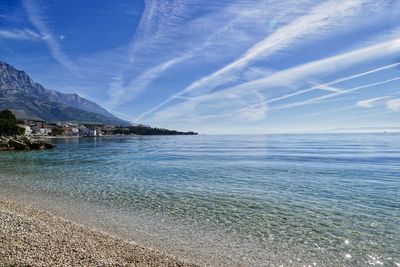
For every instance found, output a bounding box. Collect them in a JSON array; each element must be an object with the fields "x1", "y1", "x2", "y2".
[{"x1": 0, "y1": 61, "x2": 130, "y2": 125}]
